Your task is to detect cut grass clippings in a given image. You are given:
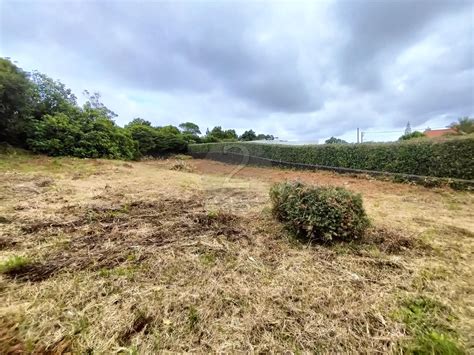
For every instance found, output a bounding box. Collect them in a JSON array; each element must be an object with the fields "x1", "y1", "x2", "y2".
[{"x1": 0, "y1": 154, "x2": 472, "y2": 353}]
